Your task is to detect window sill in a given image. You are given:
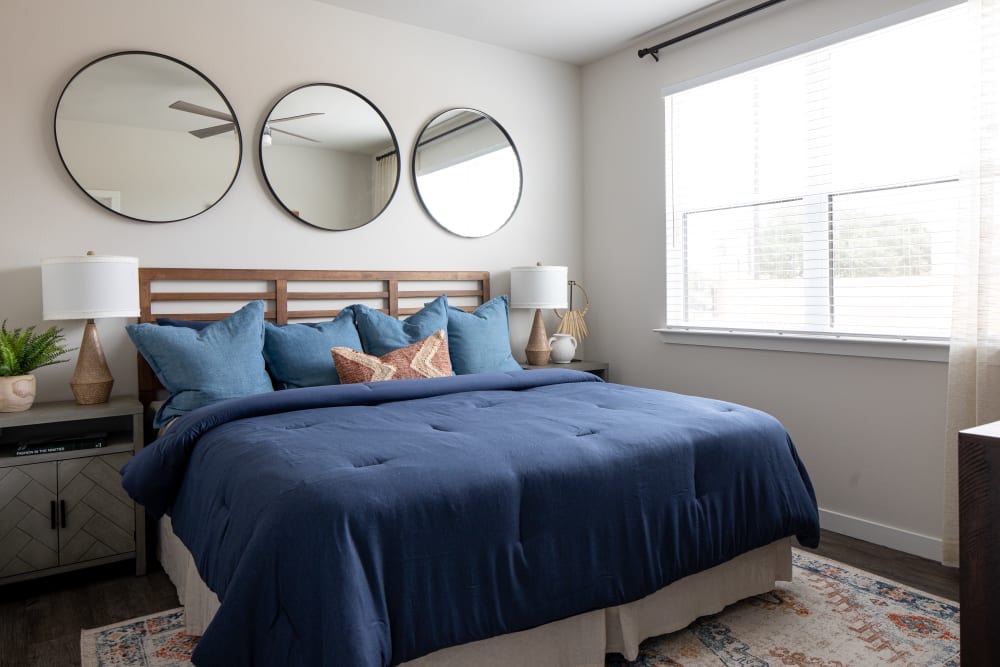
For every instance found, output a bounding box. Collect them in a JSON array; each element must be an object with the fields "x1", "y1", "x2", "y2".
[{"x1": 654, "y1": 328, "x2": 948, "y2": 362}]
